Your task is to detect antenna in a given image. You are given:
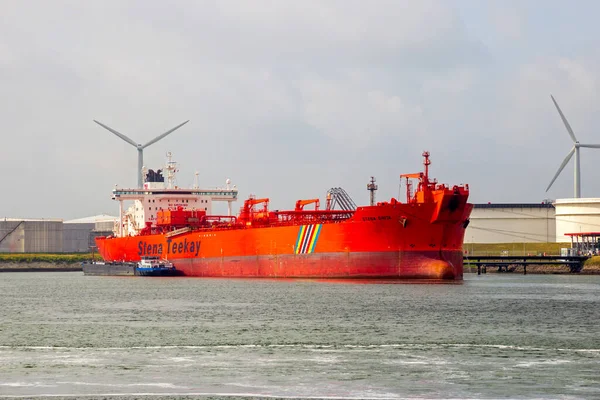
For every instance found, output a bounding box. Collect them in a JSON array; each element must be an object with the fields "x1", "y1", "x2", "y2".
[
  {"x1": 367, "y1": 176, "x2": 378, "y2": 206},
  {"x1": 93, "y1": 119, "x2": 189, "y2": 188},
  {"x1": 546, "y1": 95, "x2": 600, "y2": 198}
]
